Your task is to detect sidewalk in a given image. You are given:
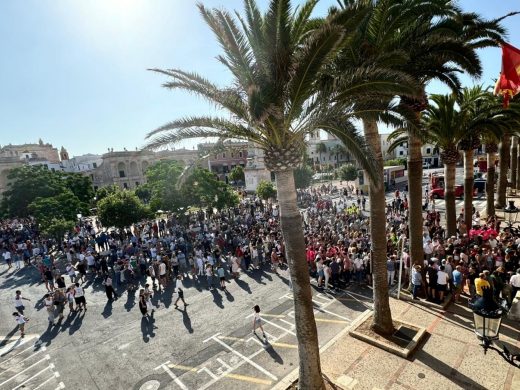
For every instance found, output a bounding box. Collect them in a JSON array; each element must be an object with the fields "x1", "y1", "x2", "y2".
[{"x1": 318, "y1": 298, "x2": 519, "y2": 390}]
